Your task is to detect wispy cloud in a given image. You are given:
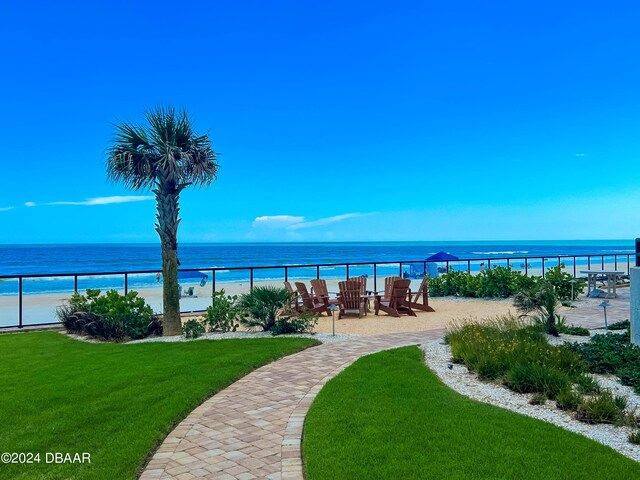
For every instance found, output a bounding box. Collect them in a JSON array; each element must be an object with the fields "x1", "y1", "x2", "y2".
[
  {"x1": 252, "y1": 213, "x2": 371, "y2": 230},
  {"x1": 0, "y1": 206, "x2": 14, "y2": 212},
  {"x1": 289, "y1": 213, "x2": 367, "y2": 230},
  {"x1": 575, "y1": 153, "x2": 585, "y2": 157},
  {"x1": 25, "y1": 202, "x2": 36, "y2": 207},
  {"x1": 252, "y1": 215, "x2": 305, "y2": 228},
  {"x1": 49, "y1": 195, "x2": 154, "y2": 206}
]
